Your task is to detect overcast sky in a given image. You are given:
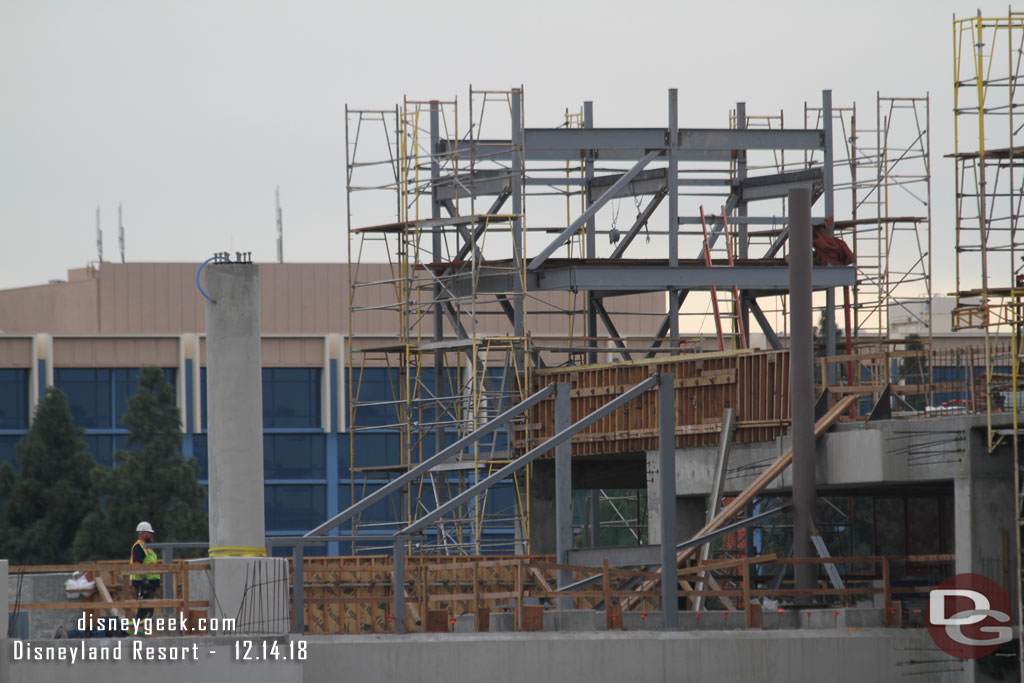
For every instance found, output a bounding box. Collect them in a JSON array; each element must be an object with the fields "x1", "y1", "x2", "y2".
[{"x1": 0, "y1": 0, "x2": 999, "y2": 294}]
